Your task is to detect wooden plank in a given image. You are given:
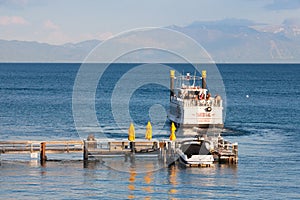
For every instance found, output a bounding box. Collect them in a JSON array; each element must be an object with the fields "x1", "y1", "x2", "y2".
[
  {"x1": 109, "y1": 141, "x2": 129, "y2": 151},
  {"x1": 0, "y1": 150, "x2": 40, "y2": 154},
  {"x1": 0, "y1": 141, "x2": 40, "y2": 144},
  {"x1": 0, "y1": 140, "x2": 84, "y2": 156},
  {"x1": 0, "y1": 140, "x2": 82, "y2": 145},
  {"x1": 45, "y1": 149, "x2": 83, "y2": 154},
  {"x1": 1, "y1": 148, "x2": 40, "y2": 152},
  {"x1": 44, "y1": 140, "x2": 83, "y2": 145},
  {"x1": 88, "y1": 149, "x2": 132, "y2": 155}
]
